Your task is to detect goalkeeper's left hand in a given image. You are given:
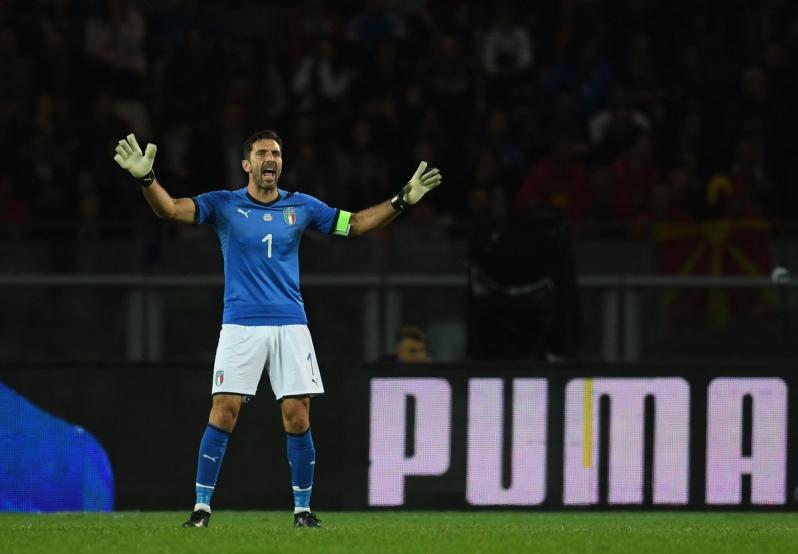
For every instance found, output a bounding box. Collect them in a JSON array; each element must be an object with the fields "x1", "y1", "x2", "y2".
[{"x1": 403, "y1": 161, "x2": 442, "y2": 204}]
